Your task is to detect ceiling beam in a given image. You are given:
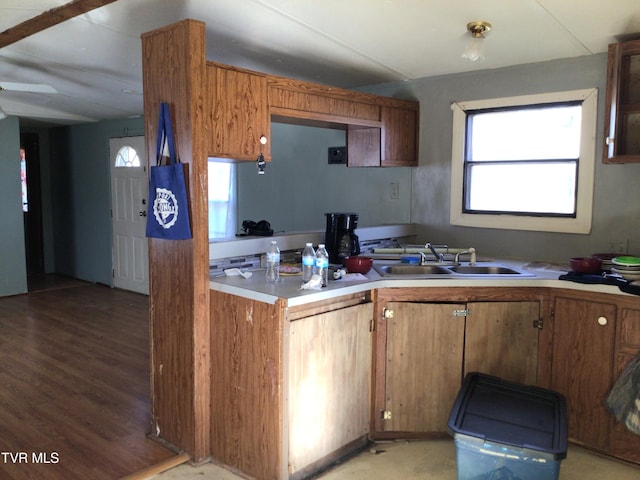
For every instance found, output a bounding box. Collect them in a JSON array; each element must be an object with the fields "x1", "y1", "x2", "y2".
[{"x1": 0, "y1": 0, "x2": 119, "y2": 49}]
